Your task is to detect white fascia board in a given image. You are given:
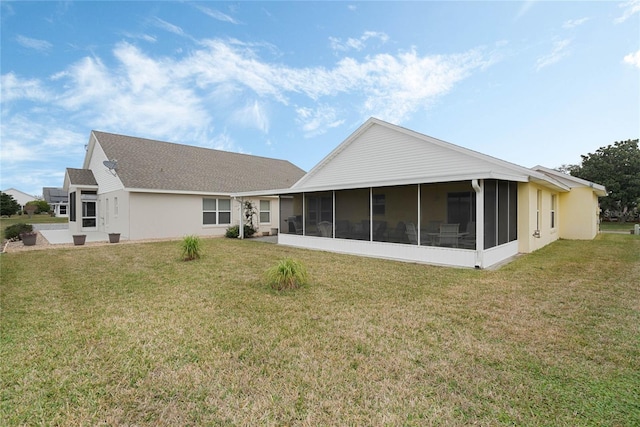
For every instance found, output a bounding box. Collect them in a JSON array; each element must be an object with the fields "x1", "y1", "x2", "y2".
[
  {"x1": 232, "y1": 188, "x2": 293, "y2": 198},
  {"x1": 82, "y1": 132, "x2": 97, "y2": 169},
  {"x1": 246, "y1": 171, "x2": 530, "y2": 195},
  {"x1": 126, "y1": 188, "x2": 233, "y2": 197},
  {"x1": 532, "y1": 165, "x2": 607, "y2": 196}
]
